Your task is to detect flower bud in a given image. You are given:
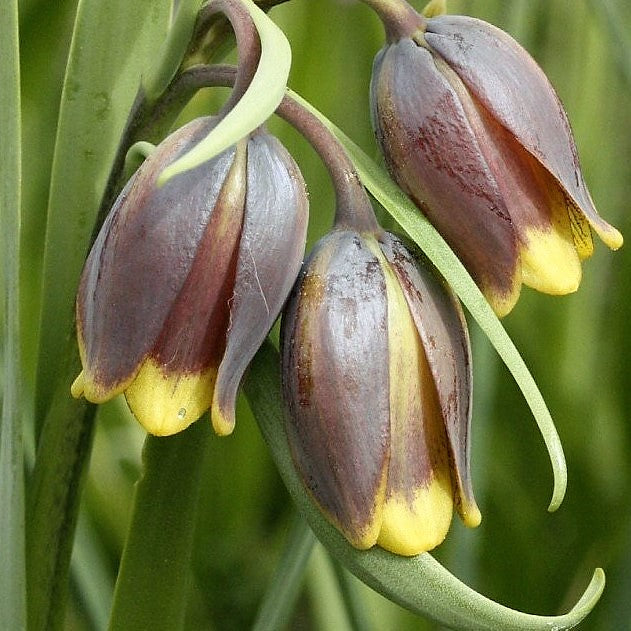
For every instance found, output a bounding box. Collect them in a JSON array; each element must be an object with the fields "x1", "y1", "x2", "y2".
[
  {"x1": 72, "y1": 116, "x2": 308, "y2": 436},
  {"x1": 281, "y1": 229, "x2": 479, "y2": 556},
  {"x1": 371, "y1": 13, "x2": 622, "y2": 316}
]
